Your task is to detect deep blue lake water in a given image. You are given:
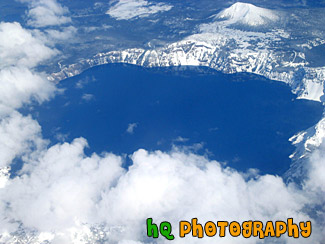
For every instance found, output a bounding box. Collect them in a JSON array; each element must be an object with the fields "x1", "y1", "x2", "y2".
[{"x1": 29, "y1": 64, "x2": 323, "y2": 175}]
